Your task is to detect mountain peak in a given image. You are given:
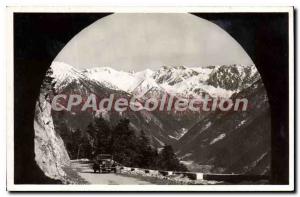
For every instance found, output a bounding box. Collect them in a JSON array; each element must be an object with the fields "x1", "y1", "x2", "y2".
[
  {"x1": 50, "y1": 62, "x2": 86, "y2": 90},
  {"x1": 50, "y1": 63, "x2": 259, "y2": 99},
  {"x1": 51, "y1": 61, "x2": 75, "y2": 73},
  {"x1": 174, "y1": 65, "x2": 187, "y2": 70}
]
